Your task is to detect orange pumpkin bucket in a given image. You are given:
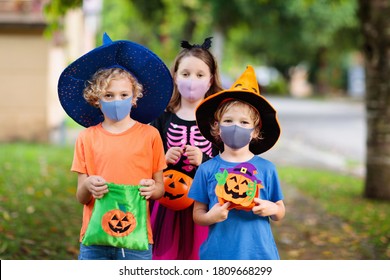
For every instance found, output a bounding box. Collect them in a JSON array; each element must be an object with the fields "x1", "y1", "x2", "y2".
[{"x1": 159, "y1": 169, "x2": 194, "y2": 211}]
